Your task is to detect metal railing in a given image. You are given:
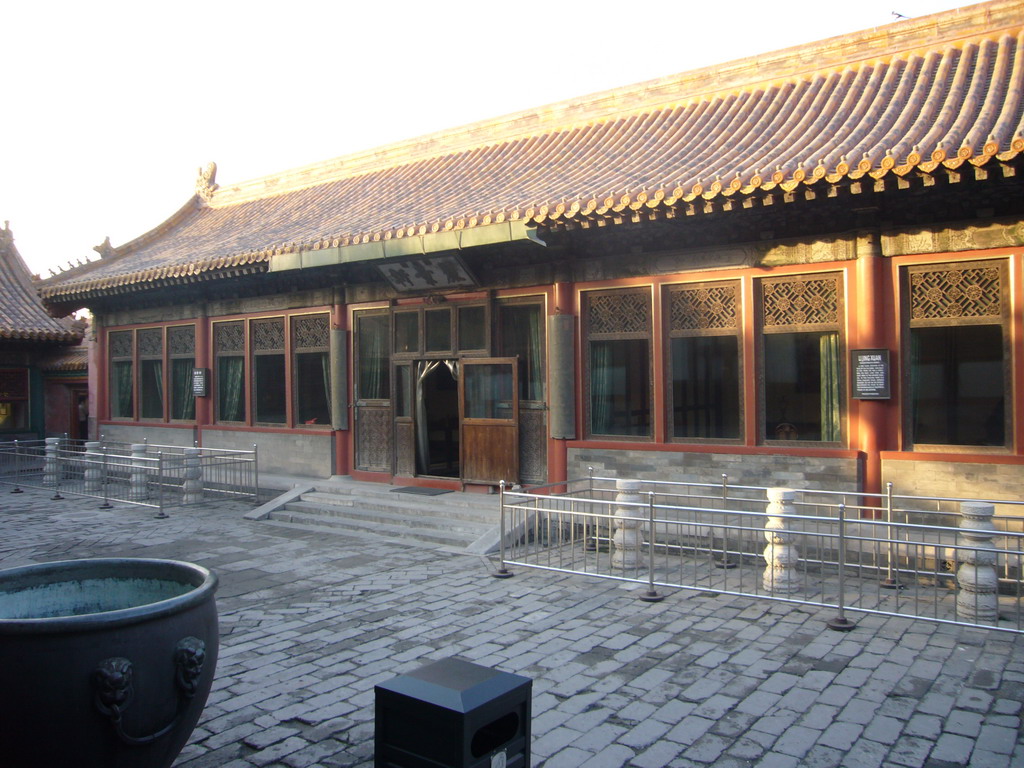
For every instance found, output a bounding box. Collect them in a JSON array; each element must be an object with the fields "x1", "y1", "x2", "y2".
[
  {"x1": 0, "y1": 437, "x2": 259, "y2": 516},
  {"x1": 496, "y1": 472, "x2": 1024, "y2": 634}
]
